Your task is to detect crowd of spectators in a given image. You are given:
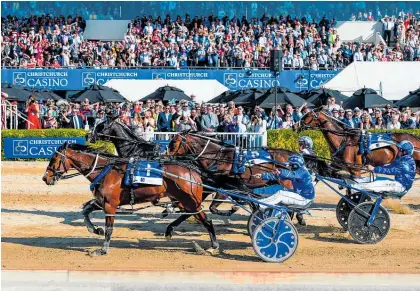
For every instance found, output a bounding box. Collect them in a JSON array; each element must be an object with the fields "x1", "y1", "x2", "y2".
[
  {"x1": 1, "y1": 12, "x2": 419, "y2": 69},
  {"x1": 20, "y1": 94, "x2": 420, "y2": 135}
]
